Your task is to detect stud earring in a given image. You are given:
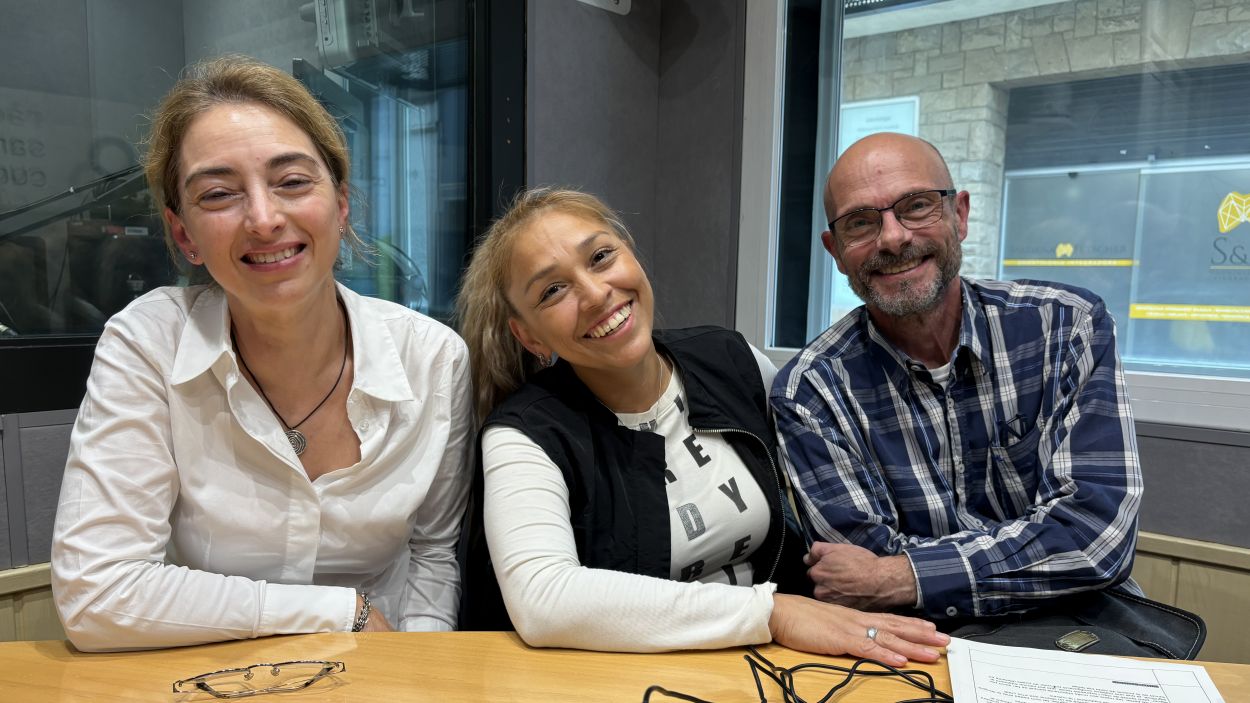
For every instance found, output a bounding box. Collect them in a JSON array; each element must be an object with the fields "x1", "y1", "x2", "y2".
[{"x1": 187, "y1": 251, "x2": 198, "y2": 261}]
